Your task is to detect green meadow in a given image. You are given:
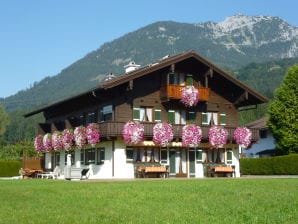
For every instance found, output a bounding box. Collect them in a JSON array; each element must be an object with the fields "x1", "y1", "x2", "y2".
[{"x1": 0, "y1": 178, "x2": 297, "y2": 224}]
